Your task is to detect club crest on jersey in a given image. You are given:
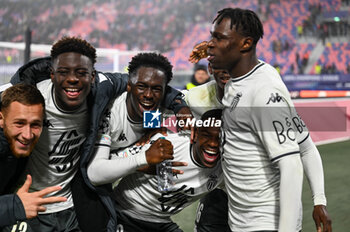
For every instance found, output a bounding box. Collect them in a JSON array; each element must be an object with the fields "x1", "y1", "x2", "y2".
[
  {"x1": 206, "y1": 174, "x2": 218, "y2": 191},
  {"x1": 143, "y1": 110, "x2": 161, "y2": 128},
  {"x1": 230, "y1": 92, "x2": 242, "y2": 112}
]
